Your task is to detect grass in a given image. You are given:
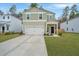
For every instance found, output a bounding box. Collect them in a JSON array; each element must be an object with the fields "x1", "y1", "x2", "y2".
[
  {"x1": 0, "y1": 34, "x2": 20, "y2": 43},
  {"x1": 45, "y1": 33, "x2": 79, "y2": 56}
]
